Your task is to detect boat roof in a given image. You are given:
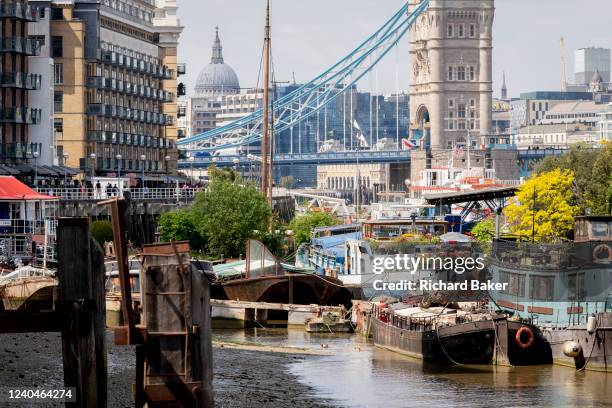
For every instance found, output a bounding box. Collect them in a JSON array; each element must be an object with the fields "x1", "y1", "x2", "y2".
[
  {"x1": 312, "y1": 232, "x2": 361, "y2": 249},
  {"x1": 312, "y1": 223, "x2": 360, "y2": 233},
  {"x1": 364, "y1": 219, "x2": 449, "y2": 225}
]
